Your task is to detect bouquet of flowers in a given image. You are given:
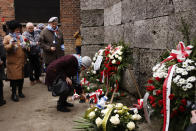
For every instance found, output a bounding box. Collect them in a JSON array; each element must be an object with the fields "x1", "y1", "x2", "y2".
[
  {"x1": 73, "y1": 103, "x2": 142, "y2": 131},
  {"x1": 20, "y1": 37, "x2": 30, "y2": 49},
  {"x1": 145, "y1": 41, "x2": 196, "y2": 131}
]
